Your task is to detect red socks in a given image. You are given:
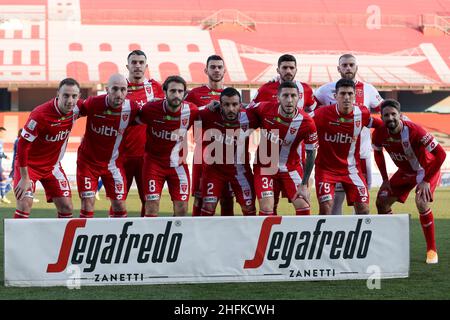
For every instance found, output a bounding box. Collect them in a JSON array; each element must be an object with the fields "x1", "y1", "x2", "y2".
[{"x1": 419, "y1": 209, "x2": 436, "y2": 252}]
